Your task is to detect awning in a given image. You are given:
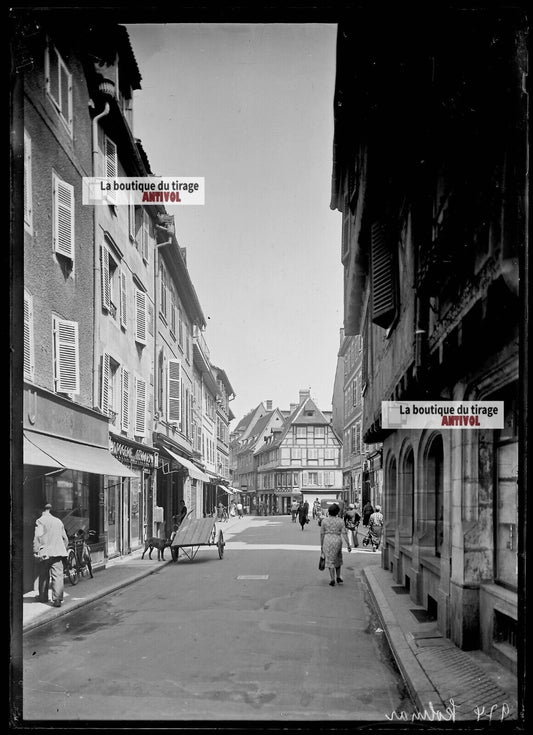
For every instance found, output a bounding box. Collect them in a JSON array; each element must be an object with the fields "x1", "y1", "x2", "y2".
[
  {"x1": 163, "y1": 448, "x2": 211, "y2": 483},
  {"x1": 218, "y1": 484, "x2": 233, "y2": 495},
  {"x1": 24, "y1": 431, "x2": 137, "y2": 477},
  {"x1": 23, "y1": 435, "x2": 63, "y2": 469}
]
